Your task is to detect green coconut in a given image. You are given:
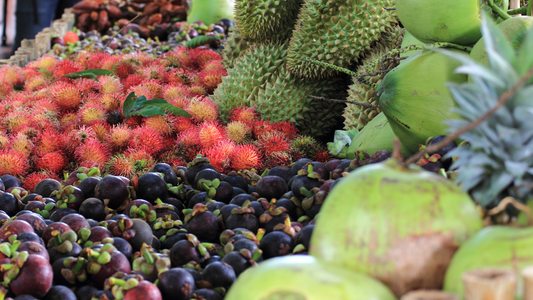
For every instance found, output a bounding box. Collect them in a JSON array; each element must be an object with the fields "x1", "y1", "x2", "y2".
[
  {"x1": 395, "y1": 0, "x2": 509, "y2": 46},
  {"x1": 225, "y1": 255, "x2": 397, "y2": 300},
  {"x1": 470, "y1": 16, "x2": 533, "y2": 67},
  {"x1": 443, "y1": 226, "x2": 533, "y2": 299},
  {"x1": 187, "y1": 0, "x2": 235, "y2": 26},
  {"x1": 377, "y1": 49, "x2": 468, "y2": 153},
  {"x1": 310, "y1": 159, "x2": 483, "y2": 297},
  {"x1": 346, "y1": 112, "x2": 412, "y2": 157}
]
